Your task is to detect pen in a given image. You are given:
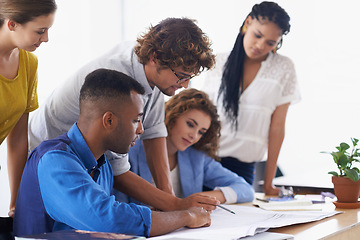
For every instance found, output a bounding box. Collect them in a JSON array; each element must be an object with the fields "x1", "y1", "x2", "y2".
[
  {"x1": 200, "y1": 202, "x2": 236, "y2": 214},
  {"x1": 216, "y1": 205, "x2": 236, "y2": 214},
  {"x1": 256, "y1": 197, "x2": 269, "y2": 203}
]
